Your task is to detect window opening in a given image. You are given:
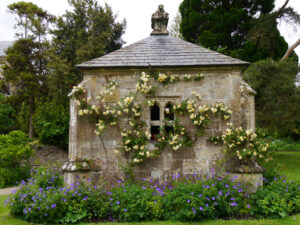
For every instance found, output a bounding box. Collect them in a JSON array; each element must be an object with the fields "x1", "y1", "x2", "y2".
[
  {"x1": 150, "y1": 103, "x2": 160, "y2": 121},
  {"x1": 164, "y1": 102, "x2": 174, "y2": 121}
]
